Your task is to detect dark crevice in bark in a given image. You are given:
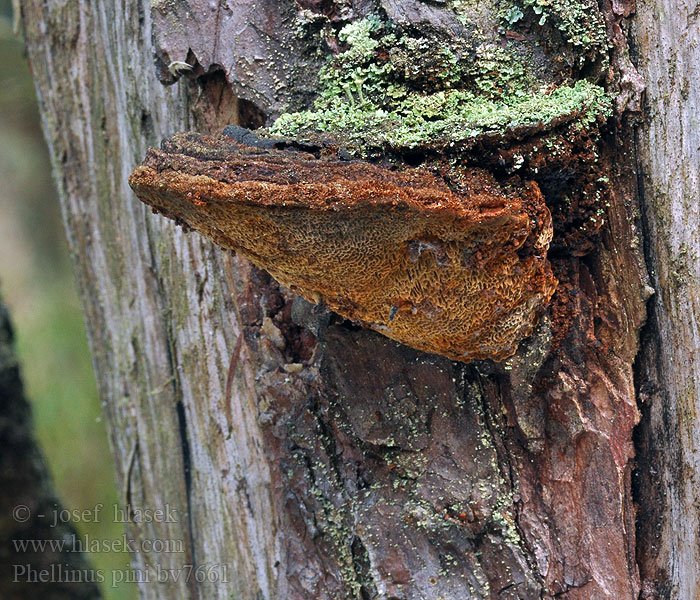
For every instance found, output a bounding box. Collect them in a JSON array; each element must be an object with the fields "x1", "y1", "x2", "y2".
[
  {"x1": 350, "y1": 535, "x2": 377, "y2": 600},
  {"x1": 310, "y1": 398, "x2": 345, "y2": 488},
  {"x1": 186, "y1": 69, "x2": 268, "y2": 135},
  {"x1": 175, "y1": 400, "x2": 194, "y2": 505},
  {"x1": 124, "y1": 438, "x2": 140, "y2": 513},
  {"x1": 631, "y1": 312, "x2": 671, "y2": 600},
  {"x1": 472, "y1": 368, "x2": 547, "y2": 597},
  {"x1": 238, "y1": 98, "x2": 267, "y2": 130},
  {"x1": 630, "y1": 131, "x2": 673, "y2": 600},
  {"x1": 175, "y1": 398, "x2": 199, "y2": 599}
]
